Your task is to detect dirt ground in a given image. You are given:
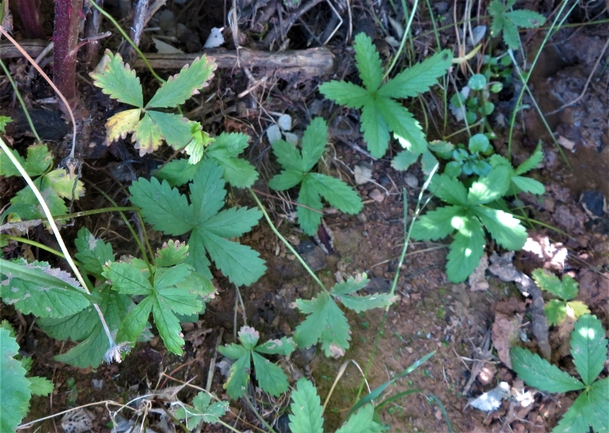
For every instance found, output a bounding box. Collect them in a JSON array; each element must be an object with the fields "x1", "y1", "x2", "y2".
[{"x1": 1, "y1": 0, "x2": 609, "y2": 432}]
